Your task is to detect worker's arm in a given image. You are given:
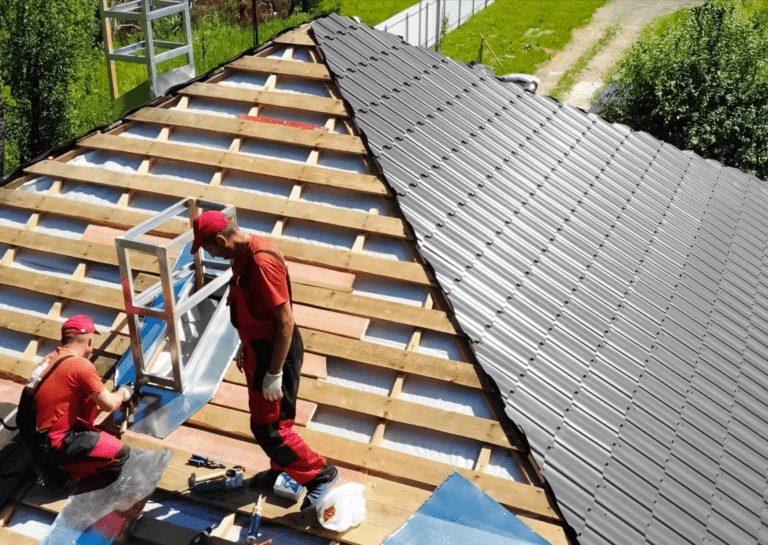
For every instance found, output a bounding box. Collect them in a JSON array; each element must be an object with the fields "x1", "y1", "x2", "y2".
[
  {"x1": 90, "y1": 386, "x2": 129, "y2": 414},
  {"x1": 262, "y1": 301, "x2": 294, "y2": 401},
  {"x1": 269, "y1": 301, "x2": 294, "y2": 375}
]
